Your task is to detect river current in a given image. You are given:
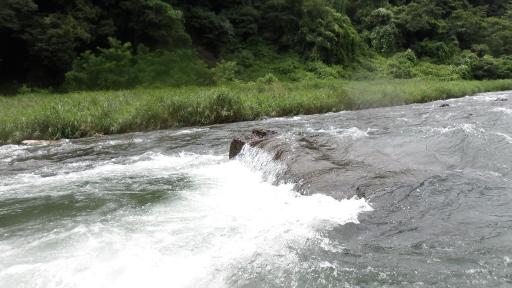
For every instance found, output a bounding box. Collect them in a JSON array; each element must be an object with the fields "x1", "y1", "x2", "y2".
[{"x1": 1, "y1": 91, "x2": 512, "y2": 287}]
